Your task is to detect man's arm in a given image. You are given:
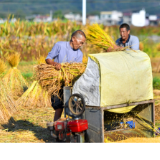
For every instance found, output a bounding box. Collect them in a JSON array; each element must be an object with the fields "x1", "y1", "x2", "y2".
[
  {"x1": 45, "y1": 43, "x2": 61, "y2": 70},
  {"x1": 107, "y1": 38, "x2": 123, "y2": 52},
  {"x1": 107, "y1": 45, "x2": 123, "y2": 52}
]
